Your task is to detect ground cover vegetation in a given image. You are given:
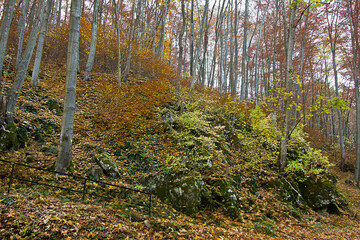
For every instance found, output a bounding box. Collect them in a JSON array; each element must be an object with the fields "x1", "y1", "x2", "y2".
[{"x1": 0, "y1": 0, "x2": 360, "y2": 239}]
